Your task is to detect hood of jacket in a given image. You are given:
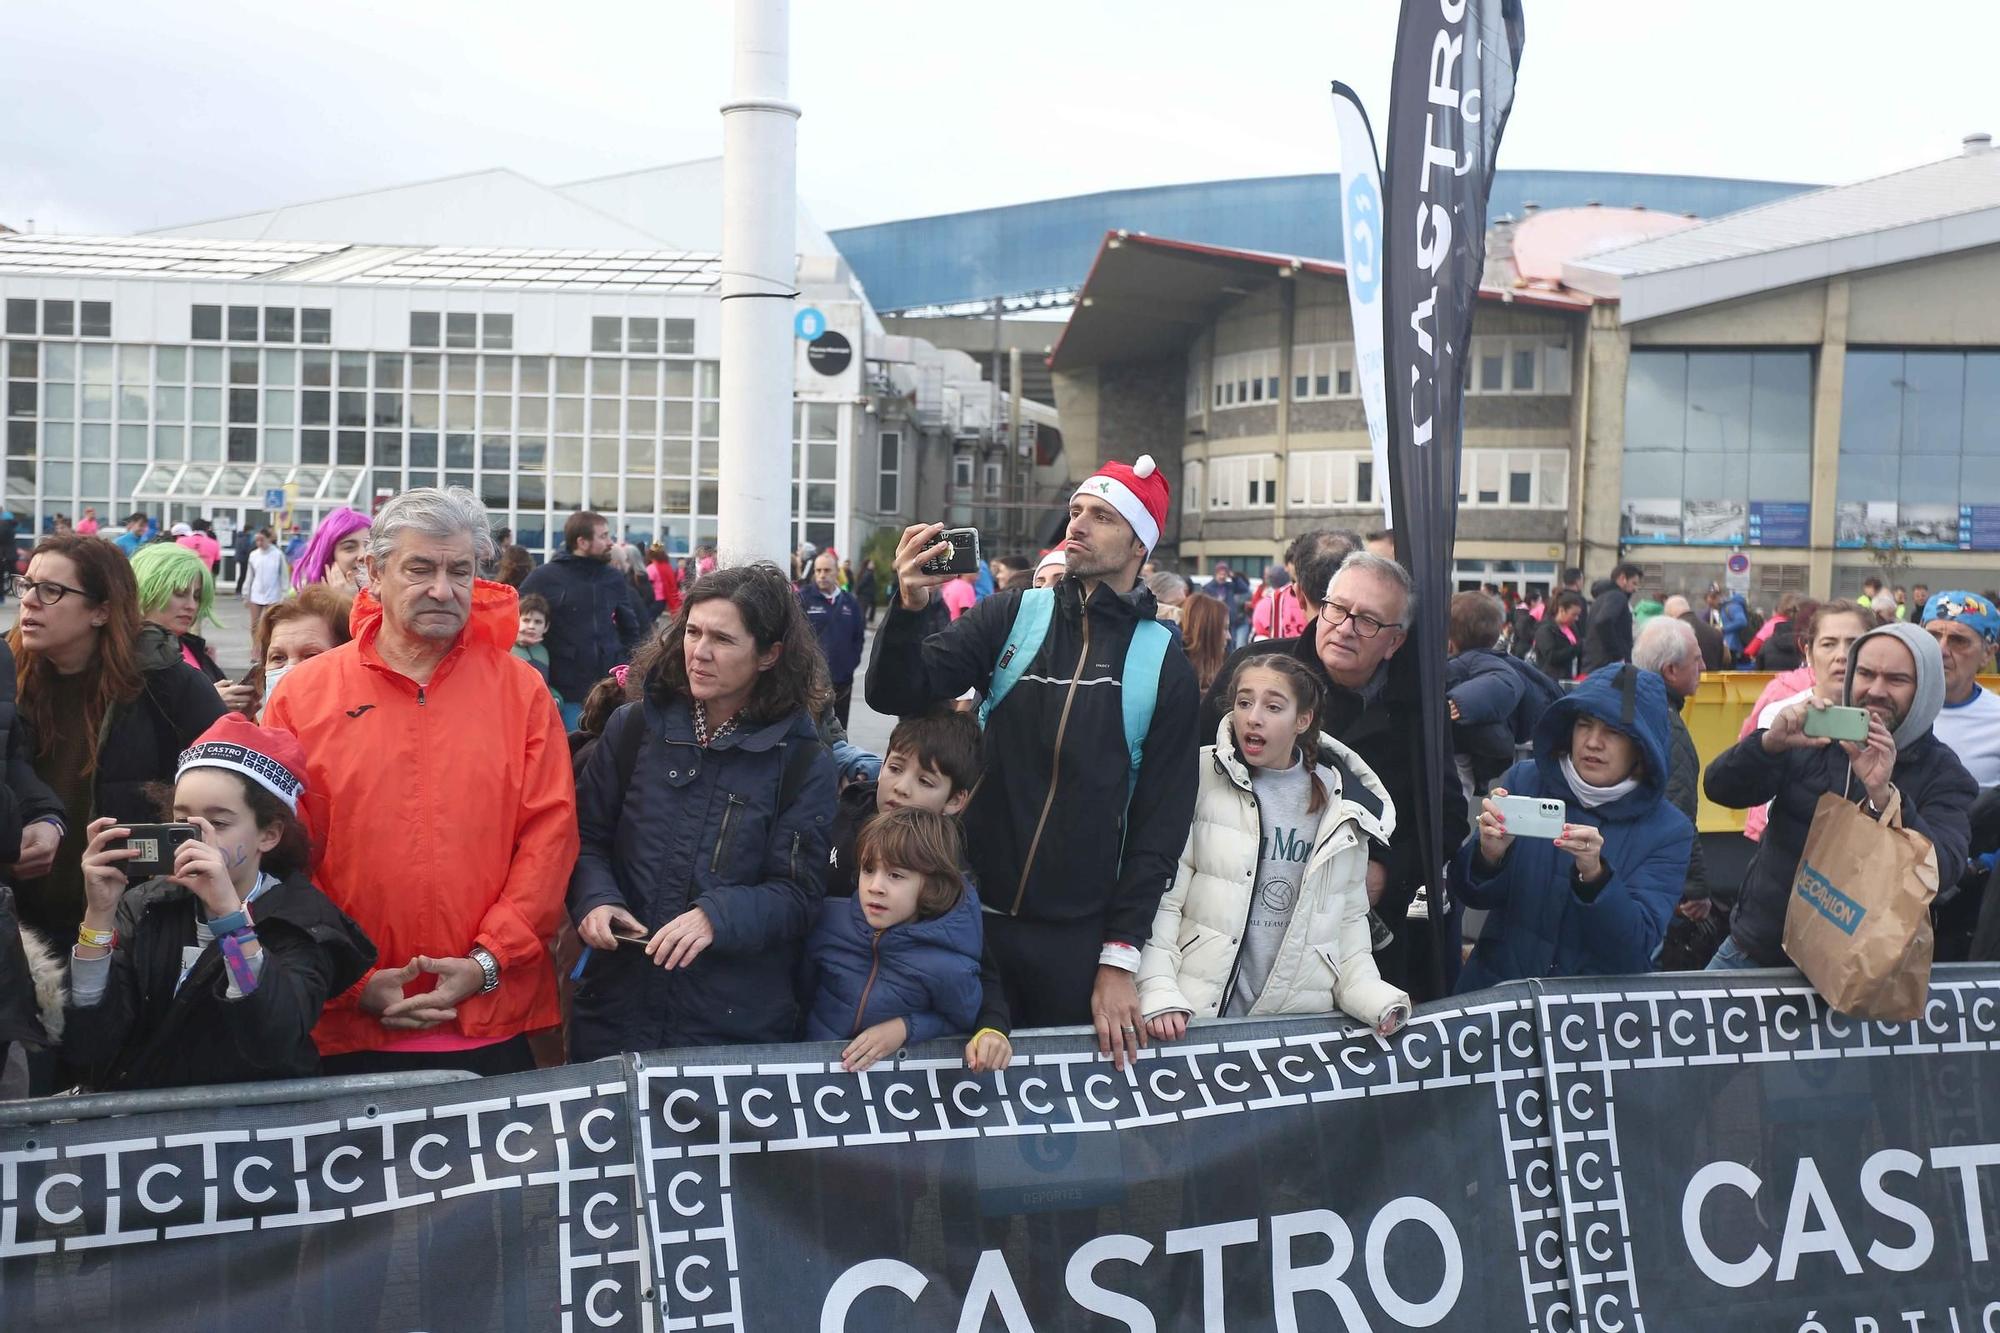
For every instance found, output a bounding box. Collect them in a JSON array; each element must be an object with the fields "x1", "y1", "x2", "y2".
[
  {"x1": 834, "y1": 876, "x2": 984, "y2": 960},
  {"x1": 1846, "y1": 621, "x2": 1947, "y2": 750},
  {"x1": 1209, "y1": 715, "x2": 1395, "y2": 846},
  {"x1": 1530, "y1": 663, "x2": 1674, "y2": 821},
  {"x1": 349, "y1": 578, "x2": 521, "y2": 660},
  {"x1": 134, "y1": 621, "x2": 186, "y2": 674}
]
